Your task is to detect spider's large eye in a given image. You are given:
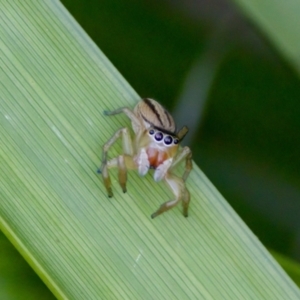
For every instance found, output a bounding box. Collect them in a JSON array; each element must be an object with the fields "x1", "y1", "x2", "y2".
[
  {"x1": 149, "y1": 129, "x2": 155, "y2": 135},
  {"x1": 173, "y1": 138, "x2": 179, "y2": 145},
  {"x1": 164, "y1": 135, "x2": 173, "y2": 145},
  {"x1": 154, "y1": 132, "x2": 163, "y2": 141}
]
